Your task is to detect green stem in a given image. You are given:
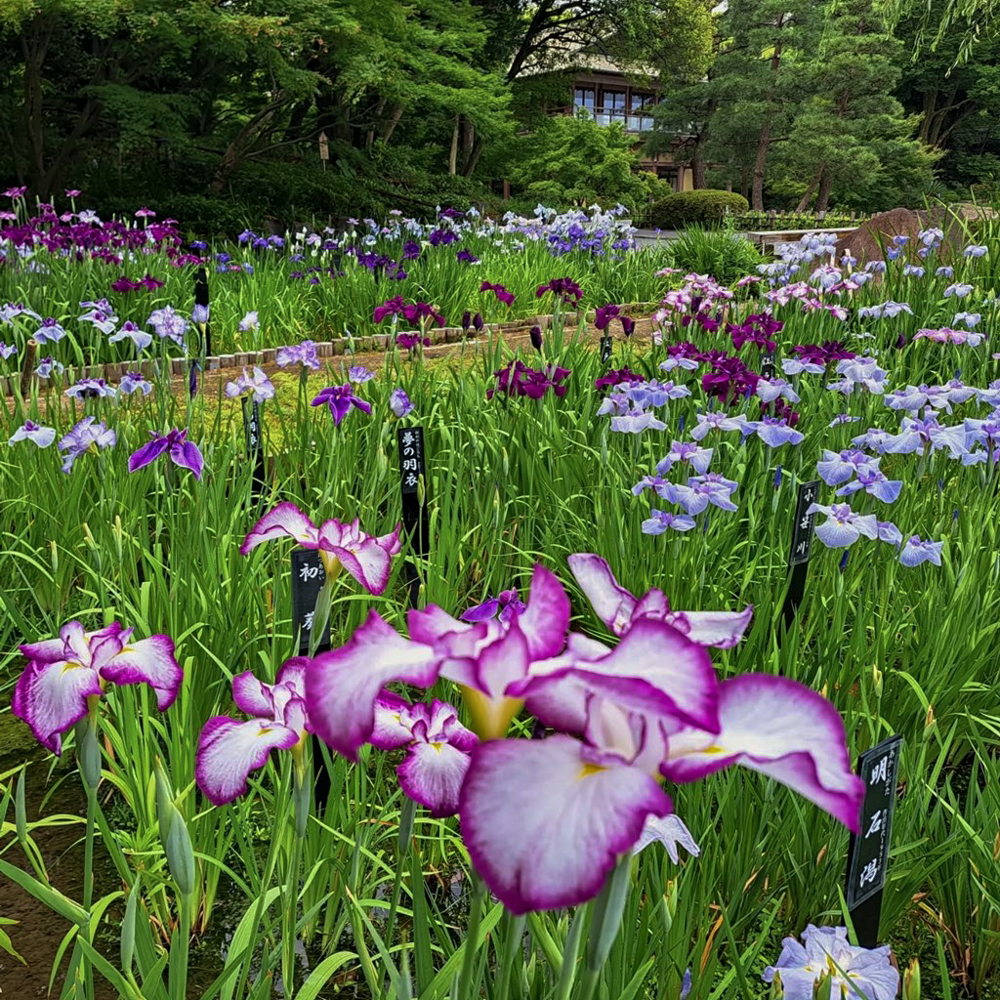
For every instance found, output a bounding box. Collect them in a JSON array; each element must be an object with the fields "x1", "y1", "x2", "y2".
[
  {"x1": 79, "y1": 781, "x2": 96, "y2": 1000},
  {"x1": 456, "y1": 873, "x2": 487, "y2": 999},
  {"x1": 497, "y1": 912, "x2": 526, "y2": 1000},
  {"x1": 168, "y1": 892, "x2": 192, "y2": 1000},
  {"x1": 283, "y1": 786, "x2": 304, "y2": 995}
]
